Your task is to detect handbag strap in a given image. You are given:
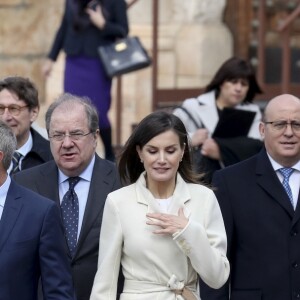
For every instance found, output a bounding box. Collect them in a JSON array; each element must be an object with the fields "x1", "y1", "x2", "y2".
[{"x1": 175, "y1": 105, "x2": 205, "y2": 129}]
